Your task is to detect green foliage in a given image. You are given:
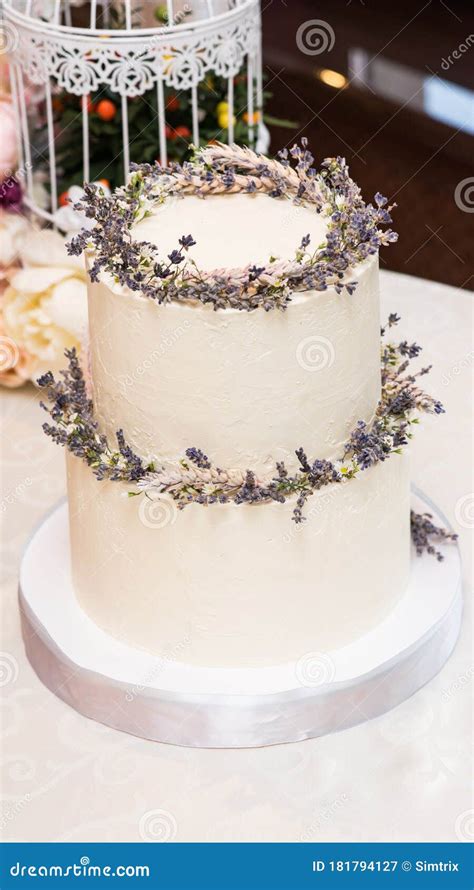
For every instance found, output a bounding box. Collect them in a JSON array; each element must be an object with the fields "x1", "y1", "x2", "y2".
[{"x1": 40, "y1": 76, "x2": 294, "y2": 196}]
